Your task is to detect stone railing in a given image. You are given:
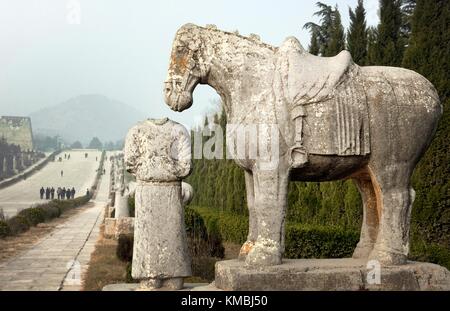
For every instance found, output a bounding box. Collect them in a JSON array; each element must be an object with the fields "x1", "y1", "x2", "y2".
[{"x1": 88, "y1": 150, "x2": 106, "y2": 200}]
